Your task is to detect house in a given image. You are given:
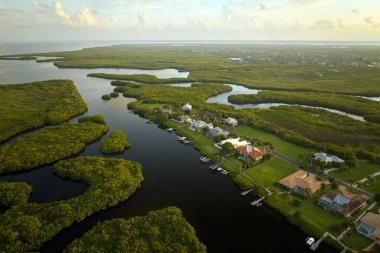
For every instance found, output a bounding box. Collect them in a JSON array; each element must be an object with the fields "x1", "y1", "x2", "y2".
[
  {"x1": 314, "y1": 152, "x2": 344, "y2": 163},
  {"x1": 318, "y1": 192, "x2": 367, "y2": 217},
  {"x1": 207, "y1": 127, "x2": 229, "y2": 138},
  {"x1": 182, "y1": 103, "x2": 192, "y2": 111},
  {"x1": 189, "y1": 120, "x2": 213, "y2": 131},
  {"x1": 215, "y1": 138, "x2": 250, "y2": 149},
  {"x1": 224, "y1": 117, "x2": 238, "y2": 126},
  {"x1": 156, "y1": 108, "x2": 172, "y2": 114},
  {"x1": 357, "y1": 212, "x2": 380, "y2": 243},
  {"x1": 175, "y1": 115, "x2": 192, "y2": 124},
  {"x1": 278, "y1": 170, "x2": 323, "y2": 196},
  {"x1": 239, "y1": 145, "x2": 267, "y2": 161}
]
